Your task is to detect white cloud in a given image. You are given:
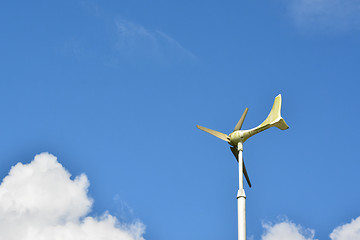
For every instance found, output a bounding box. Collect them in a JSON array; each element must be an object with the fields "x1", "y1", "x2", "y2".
[
  {"x1": 330, "y1": 216, "x2": 360, "y2": 240},
  {"x1": 261, "y1": 219, "x2": 317, "y2": 240},
  {"x1": 288, "y1": 0, "x2": 360, "y2": 31},
  {"x1": 261, "y1": 217, "x2": 360, "y2": 240},
  {"x1": 0, "y1": 153, "x2": 145, "y2": 240},
  {"x1": 113, "y1": 19, "x2": 195, "y2": 64}
]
